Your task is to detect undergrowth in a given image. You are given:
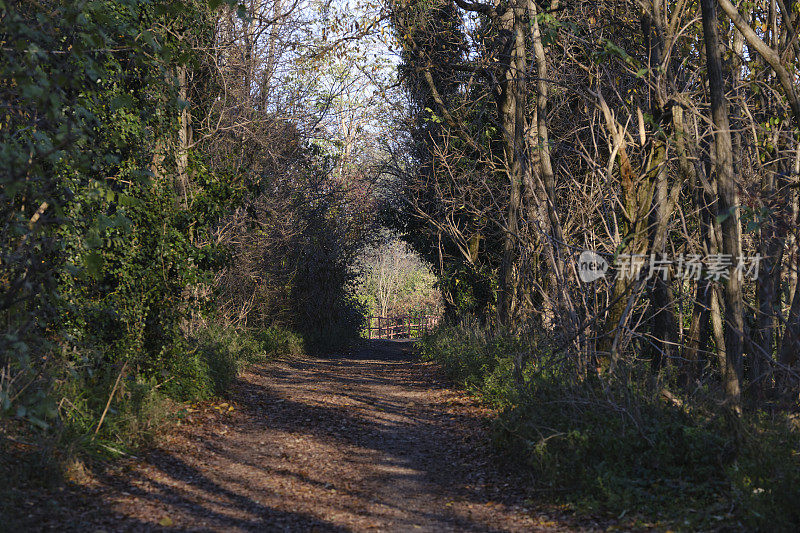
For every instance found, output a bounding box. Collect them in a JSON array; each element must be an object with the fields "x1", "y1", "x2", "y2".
[
  {"x1": 419, "y1": 323, "x2": 800, "y2": 531},
  {"x1": 0, "y1": 325, "x2": 304, "y2": 500}
]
